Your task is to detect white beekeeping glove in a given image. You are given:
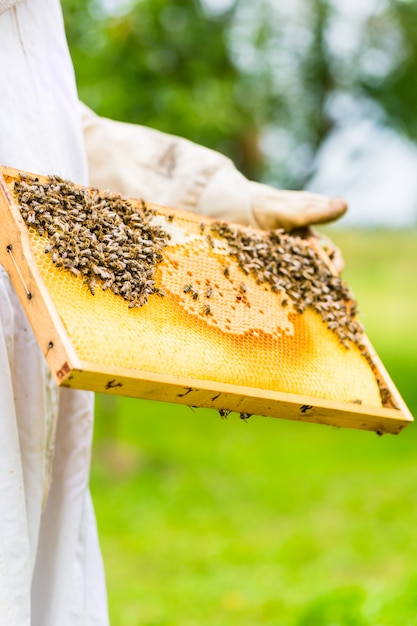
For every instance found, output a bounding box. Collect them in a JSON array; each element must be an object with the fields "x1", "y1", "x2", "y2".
[
  {"x1": 249, "y1": 181, "x2": 347, "y2": 232},
  {"x1": 81, "y1": 103, "x2": 346, "y2": 232}
]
